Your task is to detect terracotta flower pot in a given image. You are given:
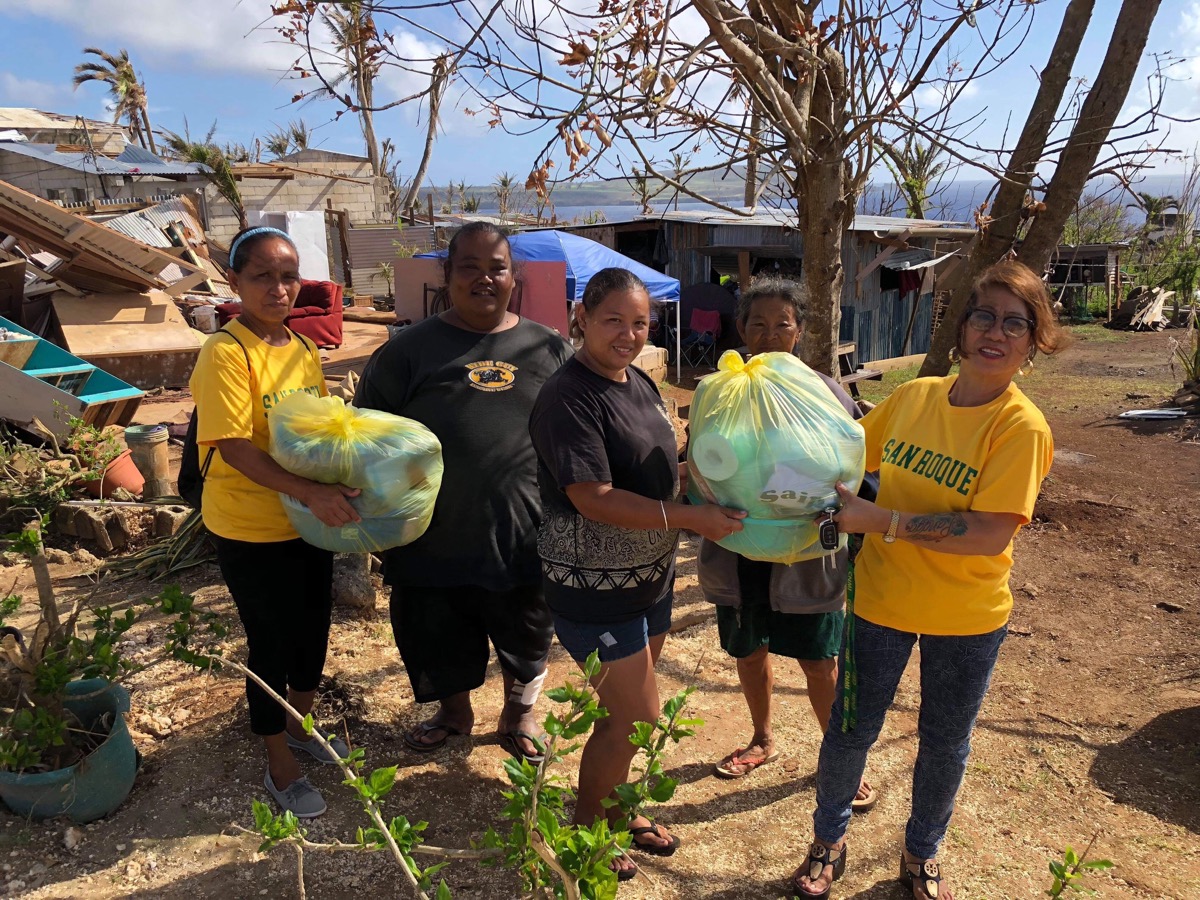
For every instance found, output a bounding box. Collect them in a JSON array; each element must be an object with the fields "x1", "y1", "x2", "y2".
[{"x1": 84, "y1": 449, "x2": 145, "y2": 499}]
